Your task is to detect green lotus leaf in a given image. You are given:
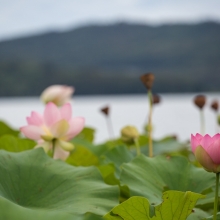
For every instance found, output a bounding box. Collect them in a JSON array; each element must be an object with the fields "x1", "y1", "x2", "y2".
[
  {"x1": 104, "y1": 191, "x2": 205, "y2": 220},
  {"x1": 136, "y1": 135, "x2": 188, "y2": 156},
  {"x1": 84, "y1": 213, "x2": 104, "y2": 220},
  {"x1": 120, "y1": 154, "x2": 214, "y2": 205},
  {"x1": 205, "y1": 213, "x2": 220, "y2": 219},
  {"x1": 100, "y1": 145, "x2": 134, "y2": 178},
  {"x1": 75, "y1": 127, "x2": 95, "y2": 143},
  {"x1": 98, "y1": 164, "x2": 119, "y2": 185},
  {"x1": 0, "y1": 134, "x2": 35, "y2": 152},
  {"x1": 0, "y1": 121, "x2": 19, "y2": 137},
  {"x1": 0, "y1": 148, "x2": 119, "y2": 219},
  {"x1": 71, "y1": 136, "x2": 108, "y2": 157},
  {"x1": 187, "y1": 208, "x2": 210, "y2": 220},
  {"x1": 66, "y1": 145, "x2": 99, "y2": 166}
]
